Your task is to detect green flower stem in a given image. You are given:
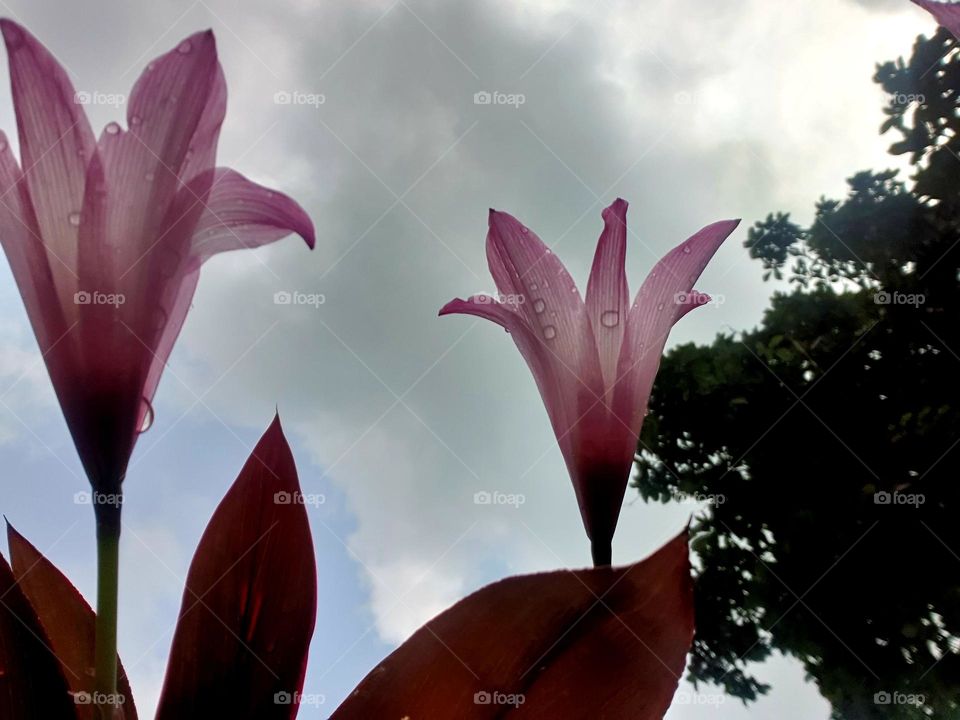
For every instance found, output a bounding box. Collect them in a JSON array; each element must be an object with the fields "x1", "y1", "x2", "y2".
[{"x1": 93, "y1": 501, "x2": 121, "y2": 720}]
